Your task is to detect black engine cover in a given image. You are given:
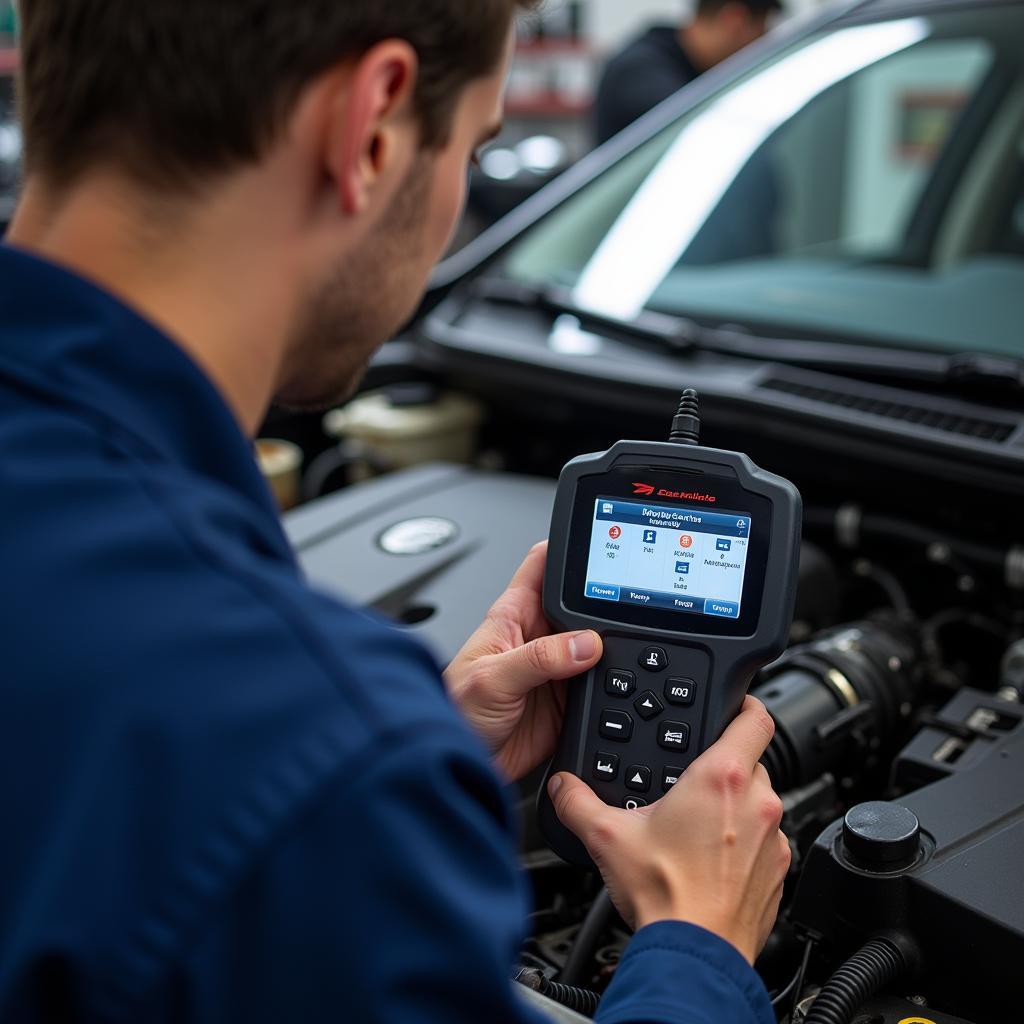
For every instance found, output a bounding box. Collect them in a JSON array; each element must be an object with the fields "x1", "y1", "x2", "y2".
[{"x1": 789, "y1": 695, "x2": 1024, "y2": 1024}]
